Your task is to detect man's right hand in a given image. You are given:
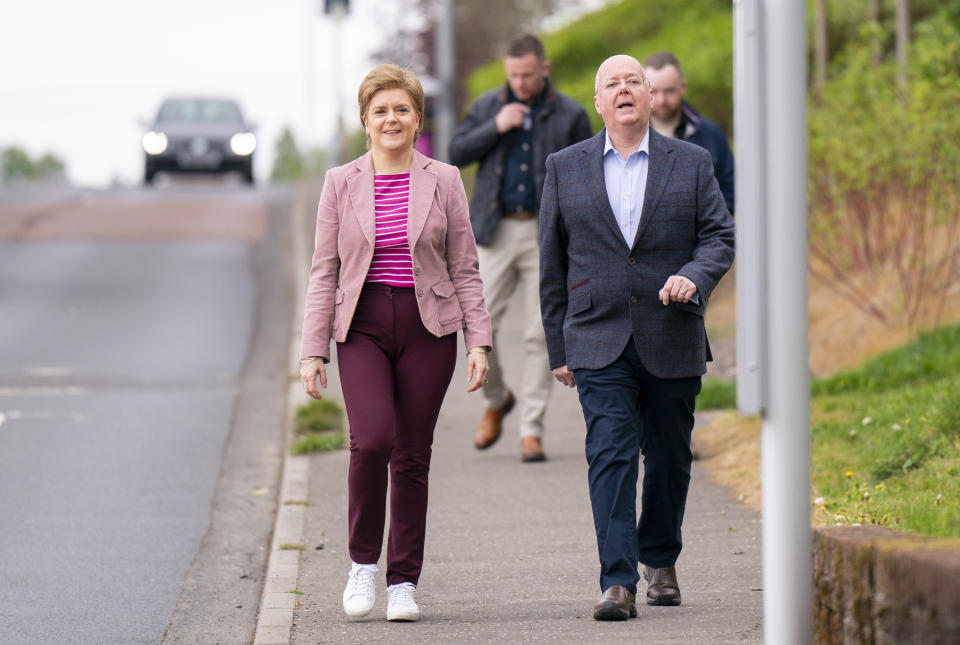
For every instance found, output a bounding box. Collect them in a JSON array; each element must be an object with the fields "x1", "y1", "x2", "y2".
[
  {"x1": 553, "y1": 365, "x2": 575, "y2": 388},
  {"x1": 495, "y1": 102, "x2": 530, "y2": 134}
]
